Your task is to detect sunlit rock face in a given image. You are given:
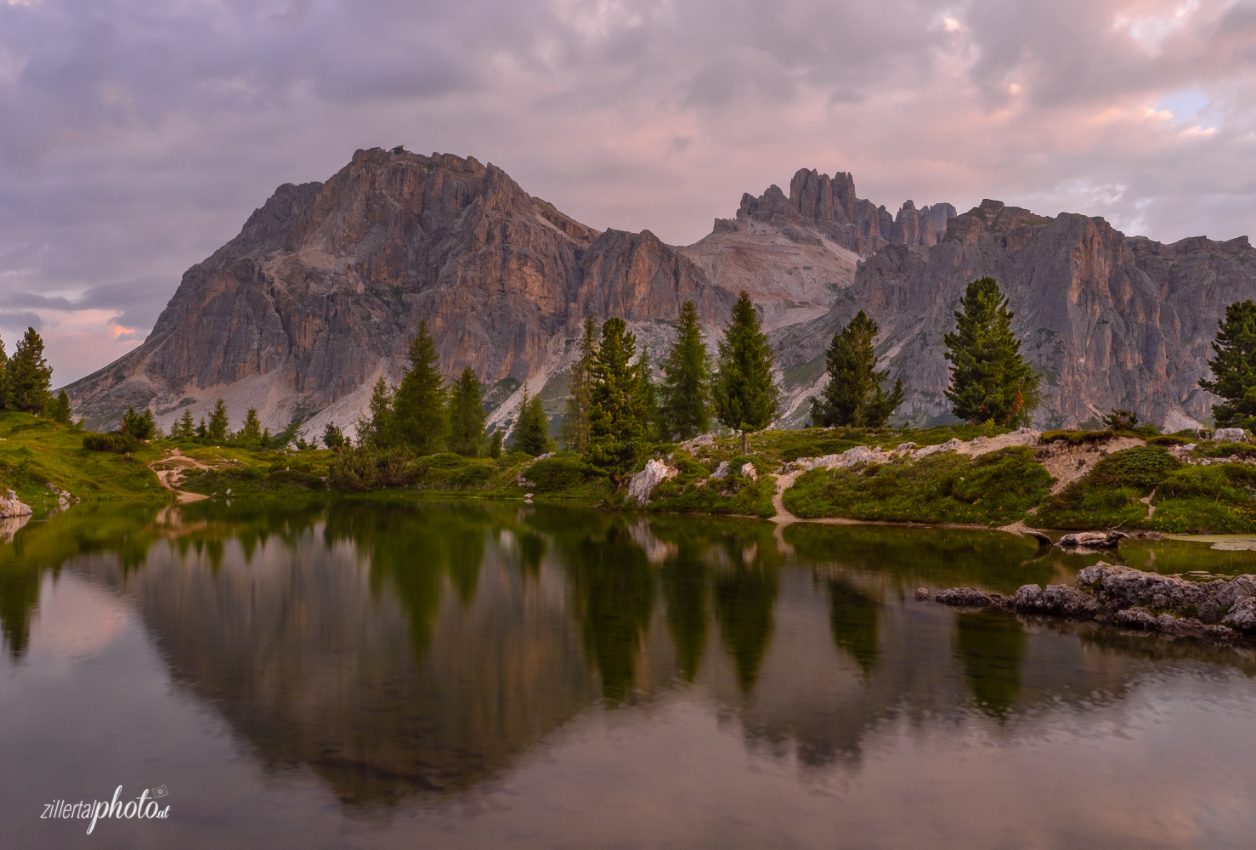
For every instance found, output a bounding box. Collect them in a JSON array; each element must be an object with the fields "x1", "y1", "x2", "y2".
[{"x1": 66, "y1": 151, "x2": 1256, "y2": 432}]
